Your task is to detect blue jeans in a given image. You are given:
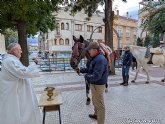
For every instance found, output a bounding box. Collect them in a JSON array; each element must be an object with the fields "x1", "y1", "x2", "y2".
[{"x1": 122, "y1": 66, "x2": 130, "y2": 76}]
